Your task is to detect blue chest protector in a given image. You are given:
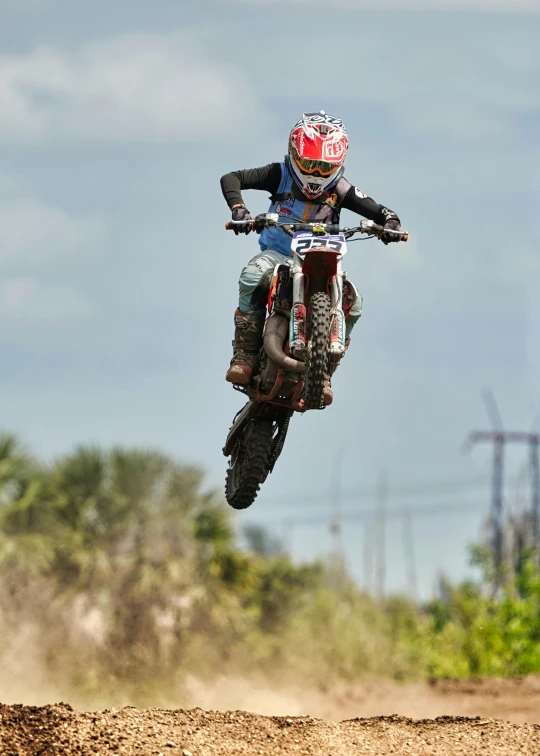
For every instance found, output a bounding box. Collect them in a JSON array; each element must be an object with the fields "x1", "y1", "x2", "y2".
[{"x1": 259, "y1": 162, "x2": 348, "y2": 257}]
